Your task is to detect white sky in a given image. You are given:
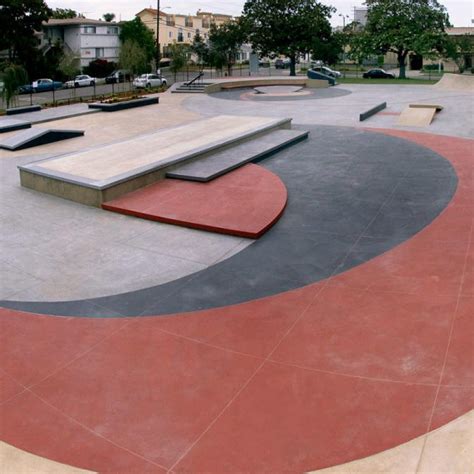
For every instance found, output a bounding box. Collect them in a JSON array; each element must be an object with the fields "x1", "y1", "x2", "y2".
[{"x1": 46, "y1": 0, "x2": 473, "y2": 27}]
